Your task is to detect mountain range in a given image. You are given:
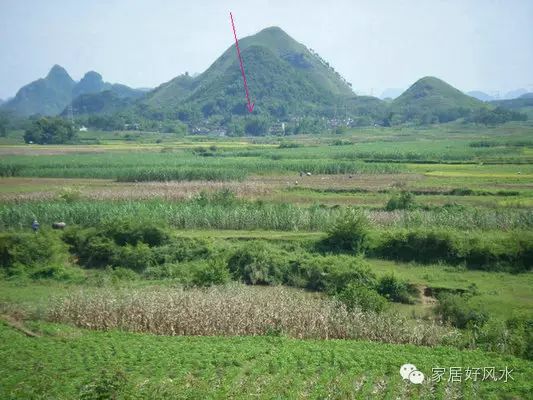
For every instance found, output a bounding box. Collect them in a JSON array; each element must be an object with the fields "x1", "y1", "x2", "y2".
[
  {"x1": 1, "y1": 66, "x2": 145, "y2": 116},
  {"x1": 1, "y1": 26, "x2": 530, "y2": 126}
]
